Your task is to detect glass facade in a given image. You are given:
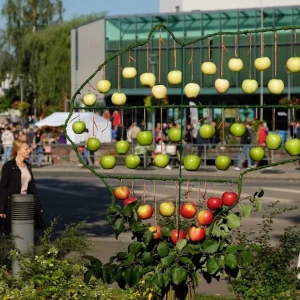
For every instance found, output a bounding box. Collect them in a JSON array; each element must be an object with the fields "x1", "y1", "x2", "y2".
[{"x1": 104, "y1": 7, "x2": 300, "y2": 125}]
